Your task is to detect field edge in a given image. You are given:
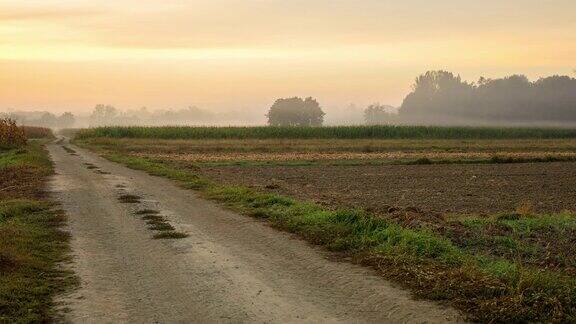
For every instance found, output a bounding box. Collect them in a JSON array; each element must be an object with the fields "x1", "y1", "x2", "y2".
[{"x1": 0, "y1": 141, "x2": 77, "y2": 322}]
